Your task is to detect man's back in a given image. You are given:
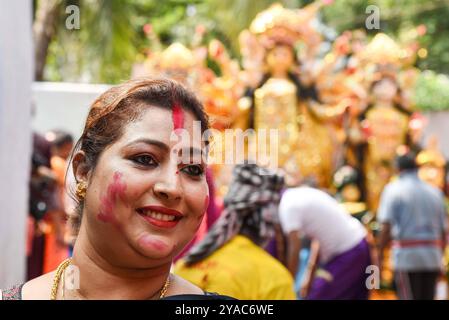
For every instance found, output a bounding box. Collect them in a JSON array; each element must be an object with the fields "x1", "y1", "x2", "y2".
[
  {"x1": 279, "y1": 187, "x2": 366, "y2": 263},
  {"x1": 378, "y1": 171, "x2": 448, "y2": 271}
]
